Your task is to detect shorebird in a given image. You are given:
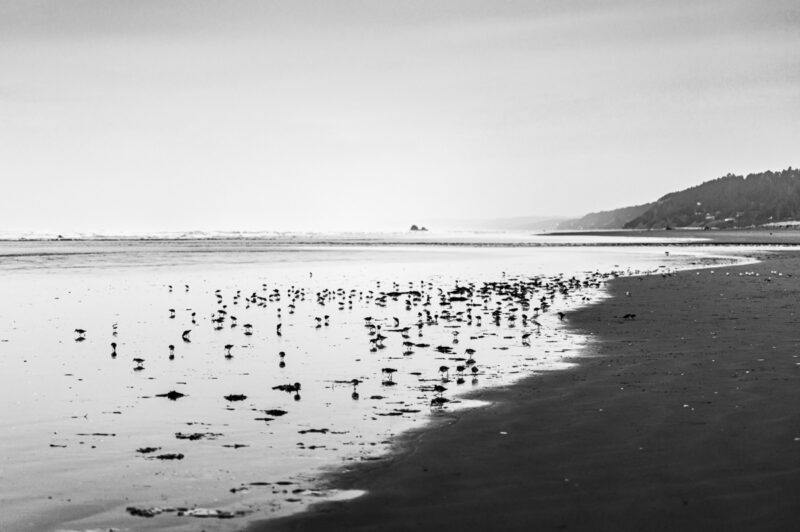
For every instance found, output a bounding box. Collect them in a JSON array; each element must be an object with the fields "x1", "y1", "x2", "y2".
[
  {"x1": 74, "y1": 329, "x2": 86, "y2": 341},
  {"x1": 224, "y1": 344, "x2": 234, "y2": 359},
  {"x1": 374, "y1": 333, "x2": 387, "y2": 349},
  {"x1": 381, "y1": 367, "x2": 397, "y2": 384},
  {"x1": 430, "y1": 396, "x2": 450, "y2": 409},
  {"x1": 278, "y1": 351, "x2": 286, "y2": 368},
  {"x1": 168, "y1": 344, "x2": 175, "y2": 360},
  {"x1": 273, "y1": 382, "x2": 301, "y2": 393},
  {"x1": 521, "y1": 331, "x2": 532, "y2": 345},
  {"x1": 272, "y1": 382, "x2": 301, "y2": 401},
  {"x1": 110, "y1": 342, "x2": 117, "y2": 357}
]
